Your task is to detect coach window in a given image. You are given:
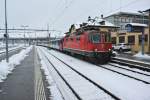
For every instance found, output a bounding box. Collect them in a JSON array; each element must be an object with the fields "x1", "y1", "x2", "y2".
[
  {"x1": 128, "y1": 35, "x2": 135, "y2": 45},
  {"x1": 119, "y1": 36, "x2": 125, "y2": 43}
]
